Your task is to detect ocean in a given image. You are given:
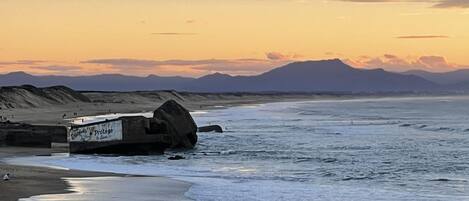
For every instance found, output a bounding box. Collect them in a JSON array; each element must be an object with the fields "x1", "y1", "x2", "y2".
[{"x1": 22, "y1": 96, "x2": 469, "y2": 200}]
